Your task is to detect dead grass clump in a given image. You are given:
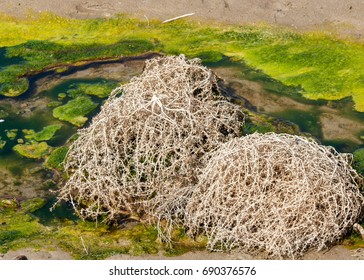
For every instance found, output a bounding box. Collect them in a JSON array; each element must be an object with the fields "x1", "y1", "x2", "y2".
[
  {"x1": 58, "y1": 55, "x2": 243, "y2": 222},
  {"x1": 186, "y1": 133, "x2": 364, "y2": 258},
  {"x1": 57, "y1": 55, "x2": 363, "y2": 258}
]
